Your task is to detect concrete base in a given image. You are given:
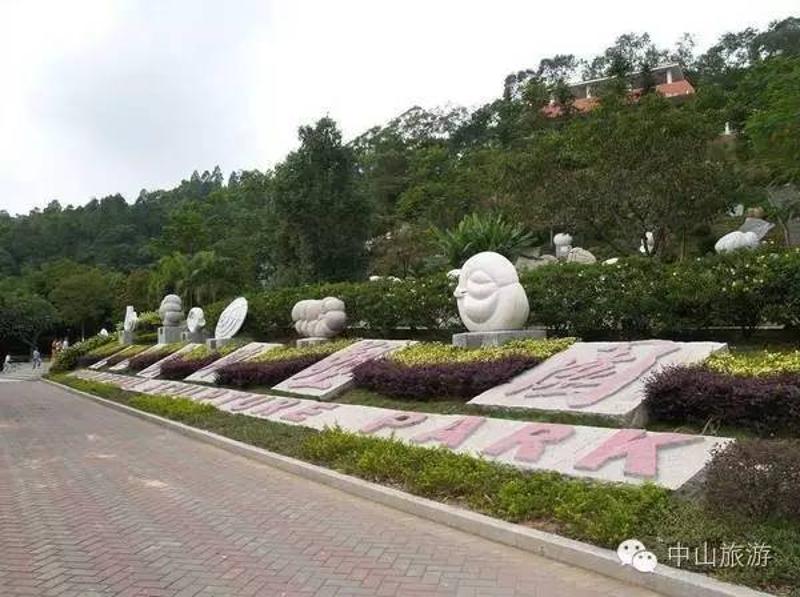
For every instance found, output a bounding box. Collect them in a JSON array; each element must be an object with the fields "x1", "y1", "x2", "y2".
[
  {"x1": 296, "y1": 337, "x2": 331, "y2": 347},
  {"x1": 452, "y1": 328, "x2": 546, "y2": 348},
  {"x1": 206, "y1": 337, "x2": 233, "y2": 350},
  {"x1": 120, "y1": 330, "x2": 135, "y2": 346},
  {"x1": 158, "y1": 326, "x2": 184, "y2": 344},
  {"x1": 182, "y1": 330, "x2": 207, "y2": 343}
]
